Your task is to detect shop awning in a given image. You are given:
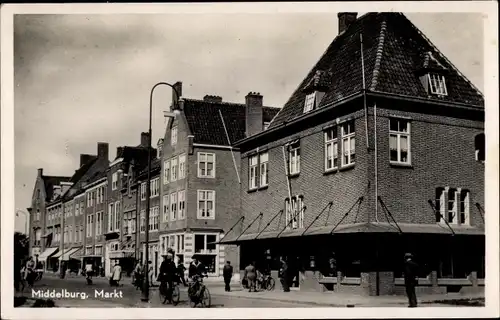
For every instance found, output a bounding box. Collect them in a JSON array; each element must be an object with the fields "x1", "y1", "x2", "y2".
[
  {"x1": 60, "y1": 247, "x2": 82, "y2": 261},
  {"x1": 120, "y1": 237, "x2": 134, "y2": 251},
  {"x1": 37, "y1": 247, "x2": 59, "y2": 261},
  {"x1": 109, "y1": 251, "x2": 135, "y2": 259},
  {"x1": 52, "y1": 248, "x2": 72, "y2": 259},
  {"x1": 218, "y1": 222, "x2": 484, "y2": 245}
]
